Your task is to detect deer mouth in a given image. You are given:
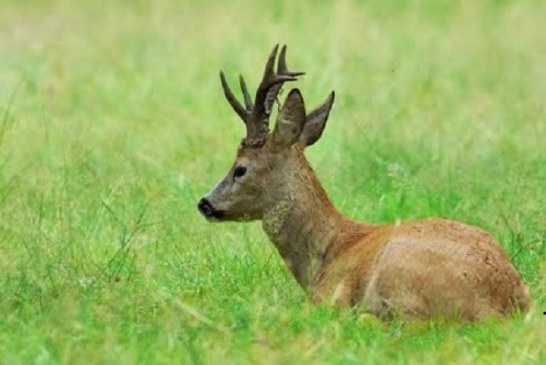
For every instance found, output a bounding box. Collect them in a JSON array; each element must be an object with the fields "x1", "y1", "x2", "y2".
[{"x1": 197, "y1": 198, "x2": 225, "y2": 220}]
